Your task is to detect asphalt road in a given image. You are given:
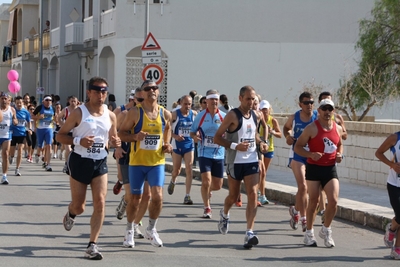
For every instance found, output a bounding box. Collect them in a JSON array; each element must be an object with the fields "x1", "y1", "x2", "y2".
[{"x1": 0, "y1": 156, "x2": 398, "y2": 267}]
